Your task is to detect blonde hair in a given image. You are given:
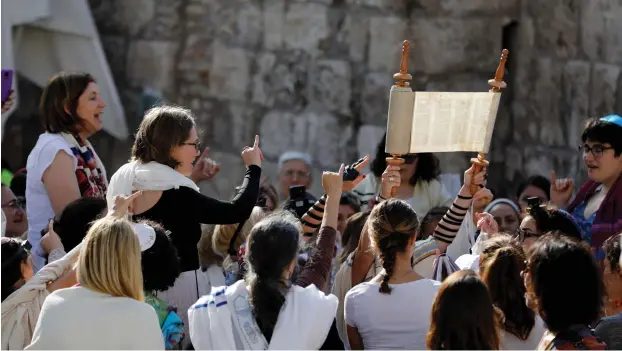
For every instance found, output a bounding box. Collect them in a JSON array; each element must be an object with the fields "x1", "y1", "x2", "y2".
[
  {"x1": 212, "y1": 206, "x2": 268, "y2": 256},
  {"x1": 77, "y1": 217, "x2": 144, "y2": 301}
]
